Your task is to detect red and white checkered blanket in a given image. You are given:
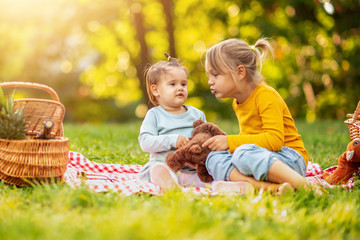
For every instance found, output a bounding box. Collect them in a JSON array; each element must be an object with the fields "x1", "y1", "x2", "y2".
[
  {"x1": 305, "y1": 162, "x2": 355, "y2": 190},
  {"x1": 64, "y1": 151, "x2": 356, "y2": 196}
]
